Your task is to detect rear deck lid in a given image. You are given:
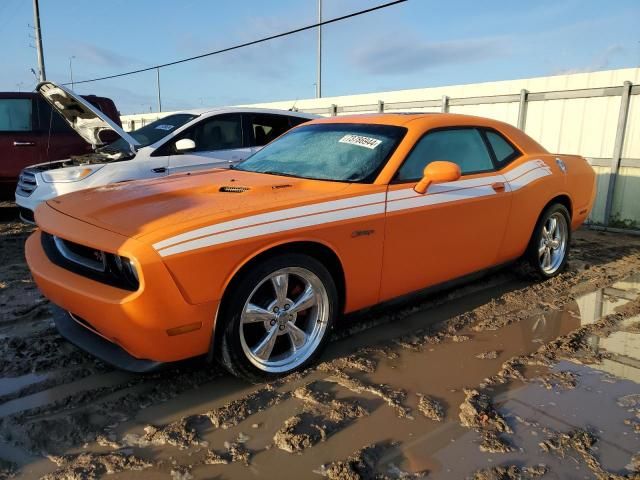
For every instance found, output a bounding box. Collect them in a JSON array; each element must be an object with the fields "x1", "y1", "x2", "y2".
[{"x1": 37, "y1": 81, "x2": 140, "y2": 153}]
